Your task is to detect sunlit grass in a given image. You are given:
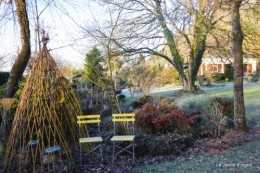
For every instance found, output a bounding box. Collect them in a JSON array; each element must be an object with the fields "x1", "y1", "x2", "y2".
[
  {"x1": 124, "y1": 83, "x2": 260, "y2": 125},
  {"x1": 205, "y1": 88, "x2": 233, "y2": 97},
  {"x1": 205, "y1": 84, "x2": 260, "y2": 125}
]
